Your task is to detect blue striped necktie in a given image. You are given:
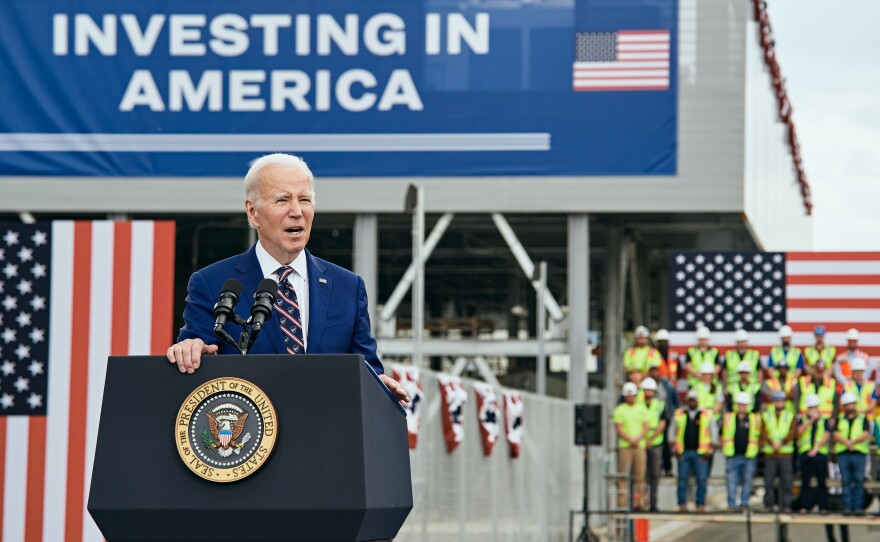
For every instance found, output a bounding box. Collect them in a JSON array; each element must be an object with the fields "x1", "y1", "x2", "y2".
[{"x1": 274, "y1": 266, "x2": 305, "y2": 354}]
